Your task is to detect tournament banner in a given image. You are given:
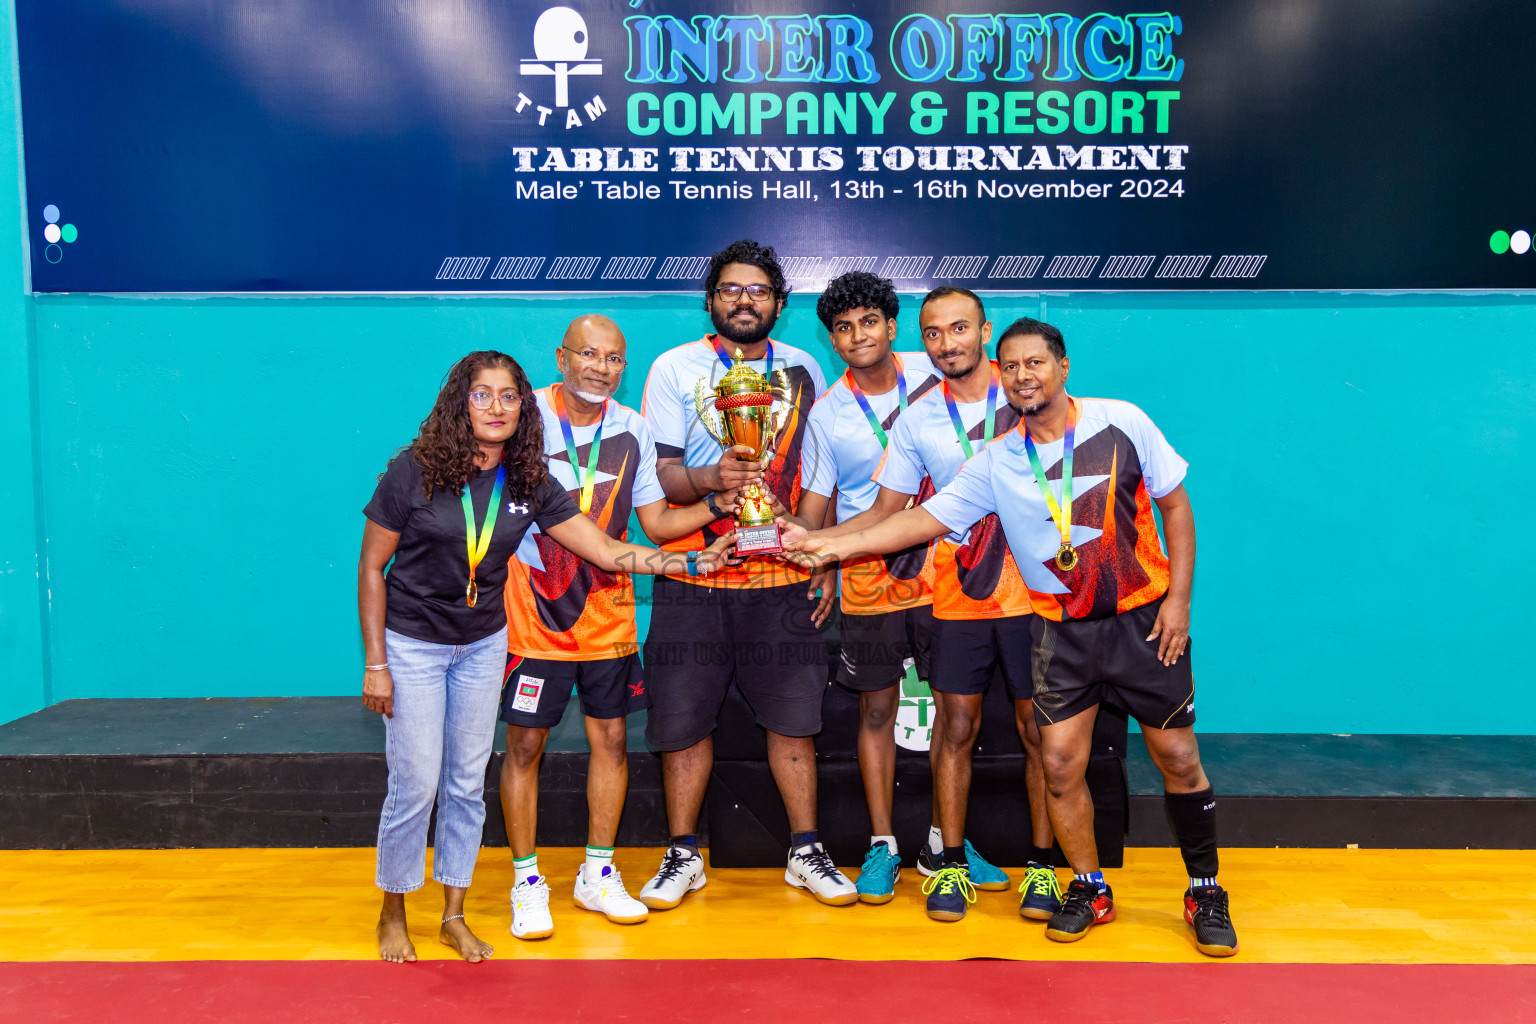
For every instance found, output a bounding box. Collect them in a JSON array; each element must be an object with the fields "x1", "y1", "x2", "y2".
[{"x1": 16, "y1": 1, "x2": 1536, "y2": 293}]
